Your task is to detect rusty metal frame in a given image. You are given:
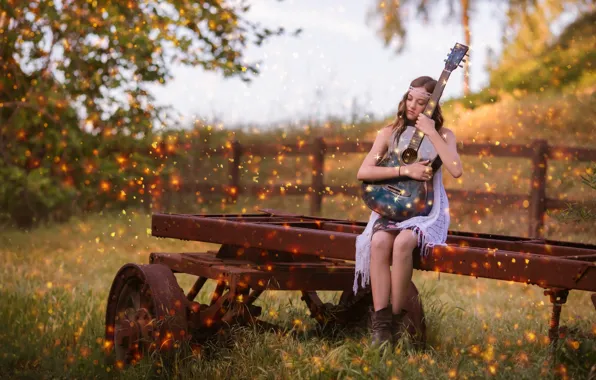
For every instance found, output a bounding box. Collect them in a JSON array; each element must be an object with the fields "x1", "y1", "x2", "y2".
[
  {"x1": 147, "y1": 208, "x2": 596, "y2": 350},
  {"x1": 151, "y1": 209, "x2": 596, "y2": 293}
]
